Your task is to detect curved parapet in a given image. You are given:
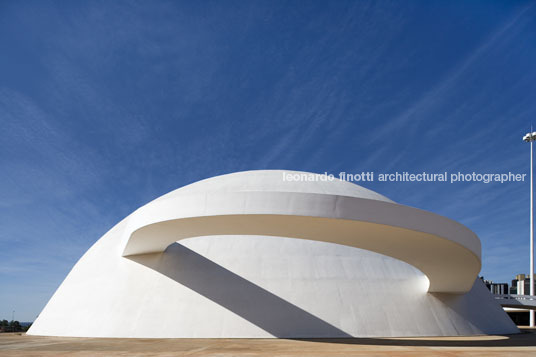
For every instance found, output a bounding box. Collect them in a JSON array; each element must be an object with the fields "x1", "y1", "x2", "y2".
[{"x1": 121, "y1": 174, "x2": 481, "y2": 294}]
